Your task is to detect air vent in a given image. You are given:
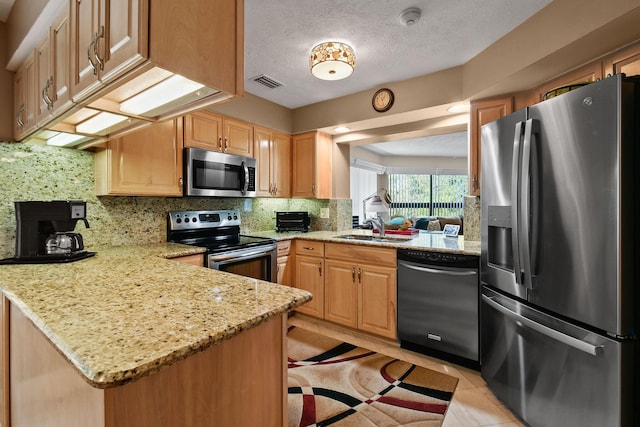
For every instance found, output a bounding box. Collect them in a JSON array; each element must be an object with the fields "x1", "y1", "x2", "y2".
[{"x1": 251, "y1": 74, "x2": 284, "y2": 89}]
